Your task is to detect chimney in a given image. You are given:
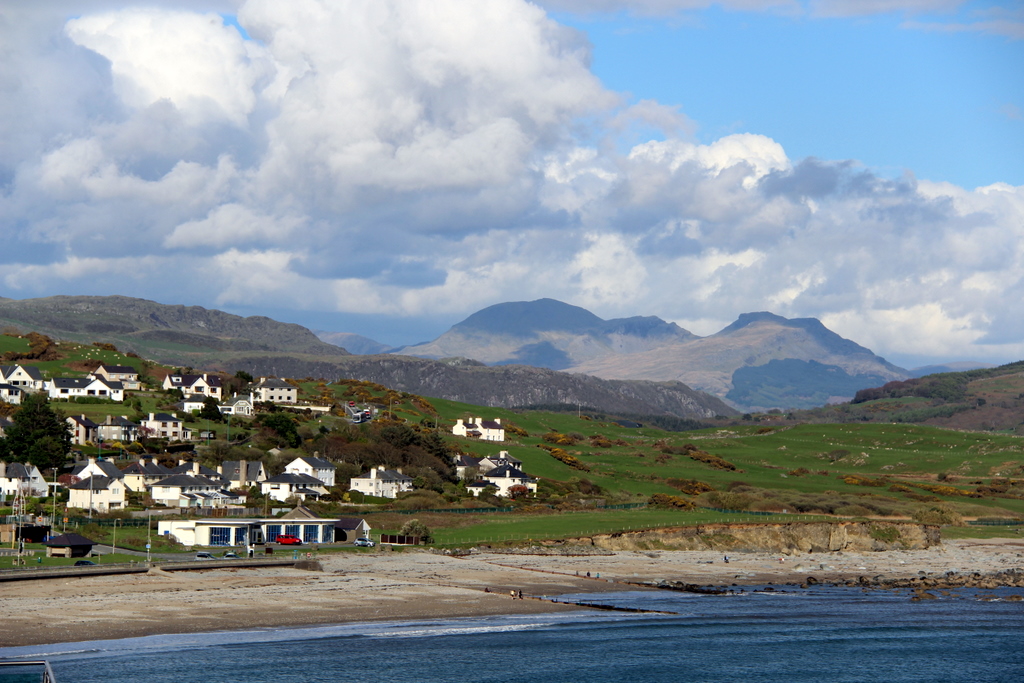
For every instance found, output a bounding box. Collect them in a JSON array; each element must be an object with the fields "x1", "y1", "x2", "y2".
[
  {"x1": 191, "y1": 461, "x2": 200, "y2": 476},
  {"x1": 217, "y1": 464, "x2": 224, "y2": 476},
  {"x1": 494, "y1": 418, "x2": 501, "y2": 425},
  {"x1": 239, "y1": 459, "x2": 247, "y2": 485},
  {"x1": 149, "y1": 413, "x2": 155, "y2": 421}
]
